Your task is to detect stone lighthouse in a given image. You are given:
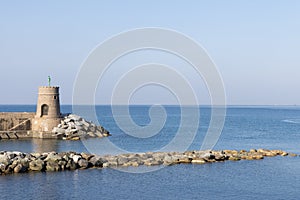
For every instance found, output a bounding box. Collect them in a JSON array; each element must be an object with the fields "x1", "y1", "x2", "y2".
[{"x1": 32, "y1": 86, "x2": 62, "y2": 138}]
